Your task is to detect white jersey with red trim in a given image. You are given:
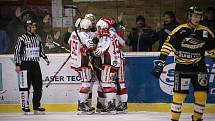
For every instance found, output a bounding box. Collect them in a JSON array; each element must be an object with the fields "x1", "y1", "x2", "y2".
[
  {"x1": 109, "y1": 27, "x2": 125, "y2": 59},
  {"x1": 68, "y1": 31, "x2": 92, "y2": 68},
  {"x1": 95, "y1": 29, "x2": 121, "y2": 67},
  {"x1": 109, "y1": 27, "x2": 125, "y2": 48},
  {"x1": 88, "y1": 31, "x2": 98, "y2": 39}
]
